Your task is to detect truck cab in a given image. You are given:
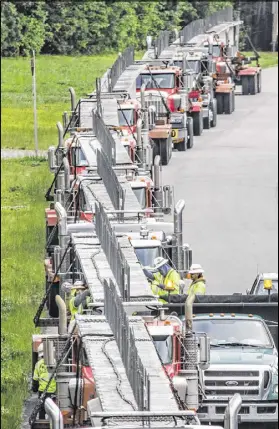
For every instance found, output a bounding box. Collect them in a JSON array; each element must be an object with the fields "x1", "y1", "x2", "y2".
[
  {"x1": 191, "y1": 313, "x2": 278, "y2": 427},
  {"x1": 136, "y1": 66, "x2": 192, "y2": 151},
  {"x1": 145, "y1": 321, "x2": 182, "y2": 378}
]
